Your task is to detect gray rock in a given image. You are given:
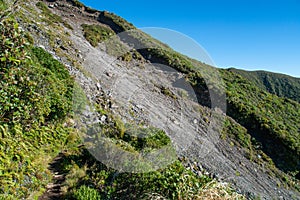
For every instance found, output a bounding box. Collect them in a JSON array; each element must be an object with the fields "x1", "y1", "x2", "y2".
[
  {"x1": 100, "y1": 115, "x2": 107, "y2": 123},
  {"x1": 96, "y1": 83, "x2": 101, "y2": 90}
]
